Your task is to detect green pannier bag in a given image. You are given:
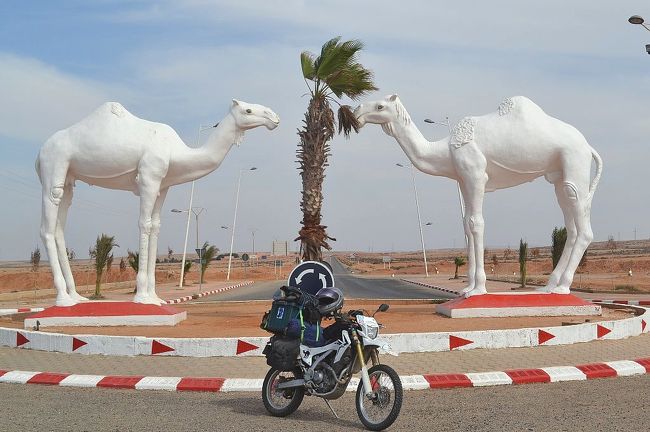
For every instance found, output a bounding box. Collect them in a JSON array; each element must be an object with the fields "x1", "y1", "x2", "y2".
[{"x1": 260, "y1": 299, "x2": 302, "y2": 334}]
